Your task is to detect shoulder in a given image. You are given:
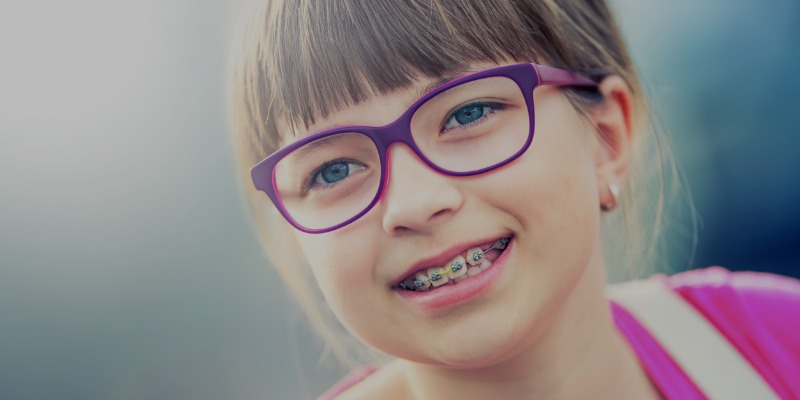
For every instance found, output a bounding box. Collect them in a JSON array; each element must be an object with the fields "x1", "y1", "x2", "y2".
[
  {"x1": 657, "y1": 267, "x2": 800, "y2": 397},
  {"x1": 656, "y1": 266, "x2": 800, "y2": 352},
  {"x1": 656, "y1": 266, "x2": 800, "y2": 323},
  {"x1": 318, "y1": 365, "x2": 379, "y2": 400},
  {"x1": 655, "y1": 266, "x2": 800, "y2": 344},
  {"x1": 317, "y1": 361, "x2": 408, "y2": 400}
]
